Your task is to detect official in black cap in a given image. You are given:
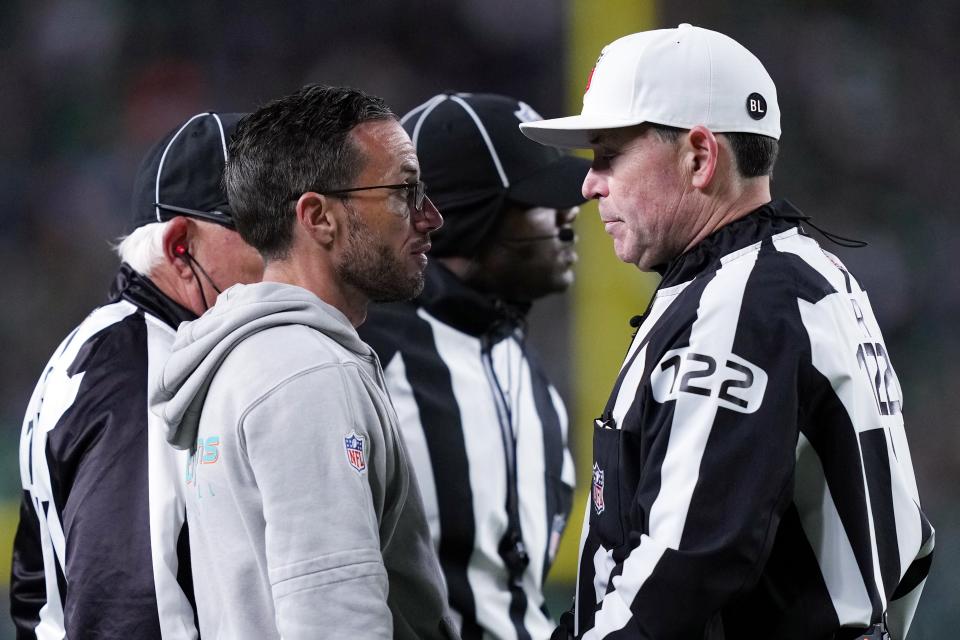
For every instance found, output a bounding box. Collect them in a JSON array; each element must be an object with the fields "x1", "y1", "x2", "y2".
[
  {"x1": 11, "y1": 112, "x2": 263, "y2": 639},
  {"x1": 359, "y1": 92, "x2": 589, "y2": 640}
]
